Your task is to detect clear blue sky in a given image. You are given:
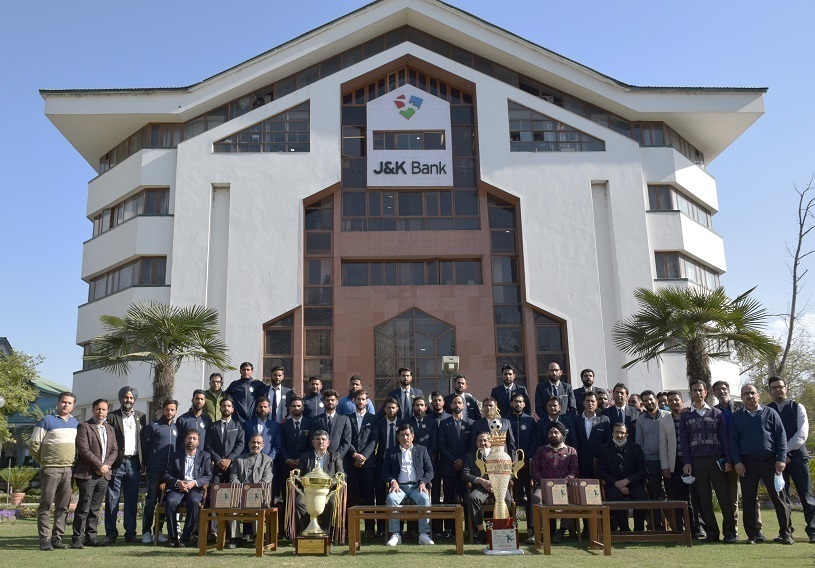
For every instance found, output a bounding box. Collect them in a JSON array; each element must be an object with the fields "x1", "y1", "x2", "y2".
[{"x1": 1, "y1": 0, "x2": 813, "y2": 386}]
